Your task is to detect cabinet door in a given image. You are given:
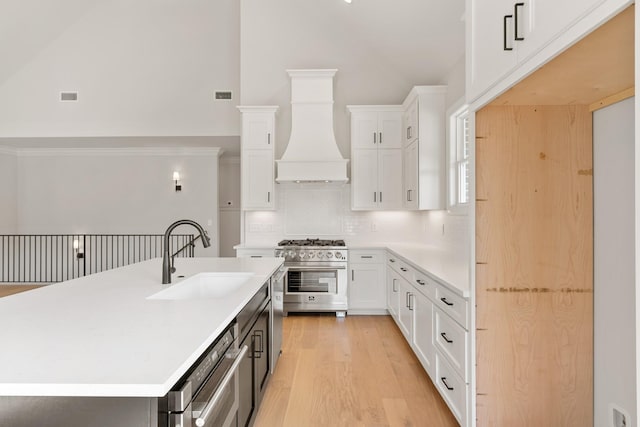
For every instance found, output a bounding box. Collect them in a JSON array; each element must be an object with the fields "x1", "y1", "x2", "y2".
[
  {"x1": 349, "y1": 262, "x2": 386, "y2": 310},
  {"x1": 516, "y1": 0, "x2": 607, "y2": 62},
  {"x1": 466, "y1": 0, "x2": 518, "y2": 102},
  {"x1": 377, "y1": 111, "x2": 403, "y2": 149},
  {"x1": 386, "y1": 268, "x2": 400, "y2": 320},
  {"x1": 242, "y1": 150, "x2": 274, "y2": 210},
  {"x1": 377, "y1": 149, "x2": 403, "y2": 210},
  {"x1": 254, "y1": 304, "x2": 270, "y2": 401},
  {"x1": 351, "y1": 149, "x2": 379, "y2": 210},
  {"x1": 242, "y1": 113, "x2": 274, "y2": 150},
  {"x1": 413, "y1": 291, "x2": 434, "y2": 378},
  {"x1": 405, "y1": 99, "x2": 419, "y2": 145},
  {"x1": 352, "y1": 112, "x2": 379, "y2": 149},
  {"x1": 403, "y1": 141, "x2": 419, "y2": 210},
  {"x1": 397, "y1": 278, "x2": 413, "y2": 342}
]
